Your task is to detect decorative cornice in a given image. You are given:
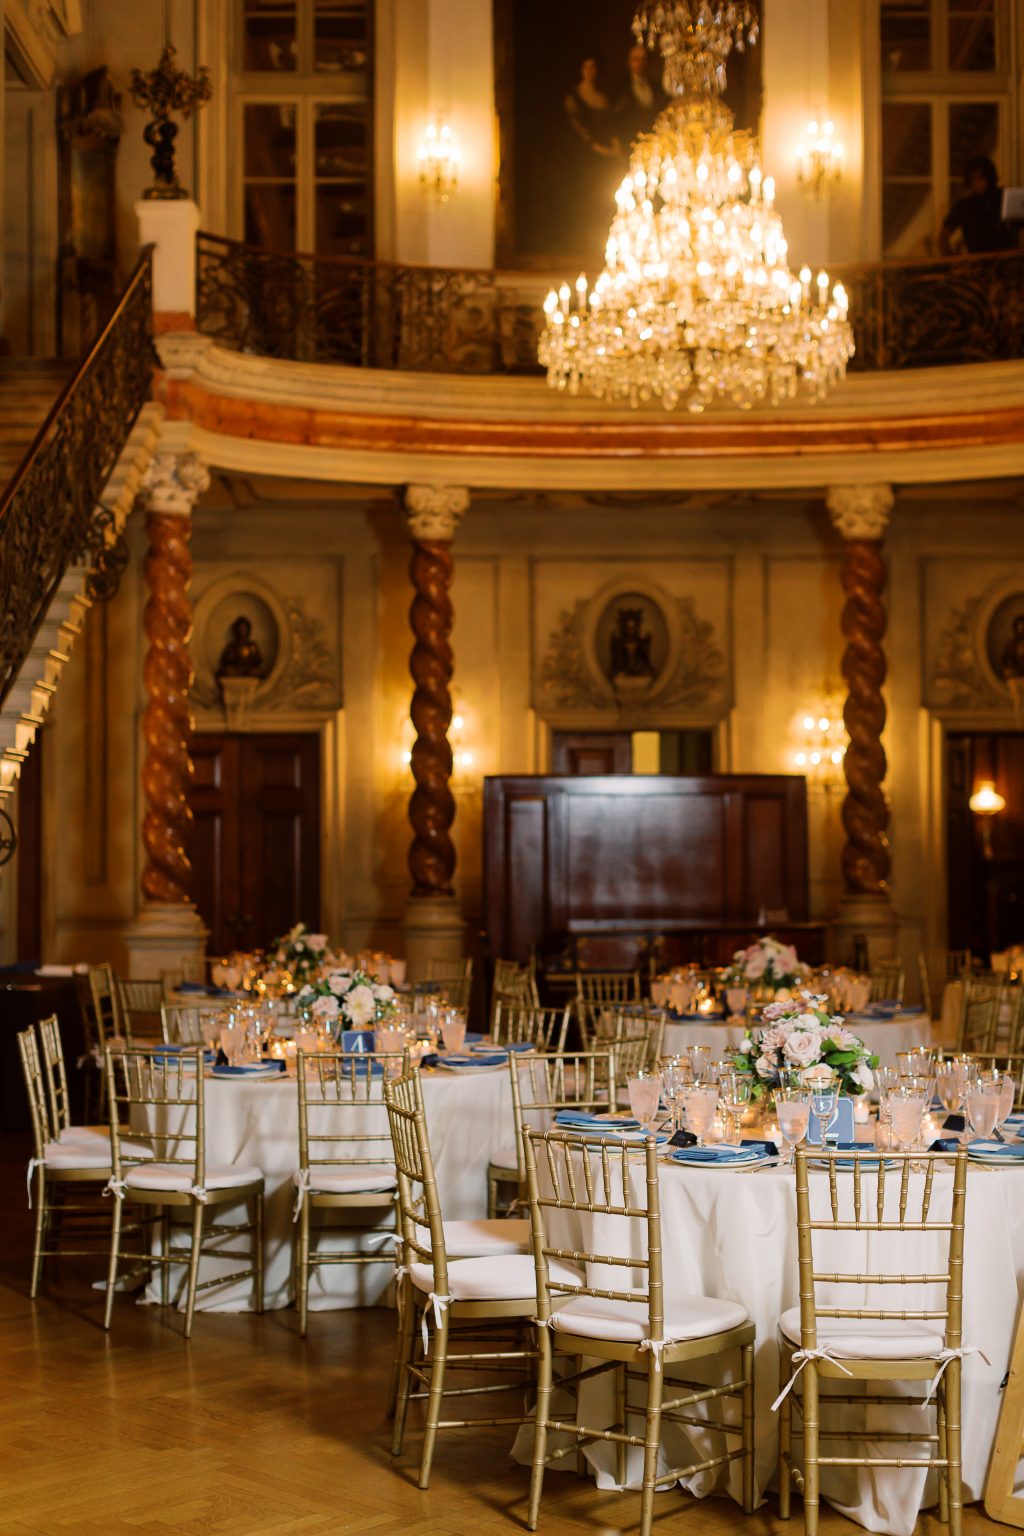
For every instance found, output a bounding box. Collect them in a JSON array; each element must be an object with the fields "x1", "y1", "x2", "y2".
[
  {"x1": 826, "y1": 484, "x2": 895, "y2": 540},
  {"x1": 404, "y1": 484, "x2": 470, "y2": 541},
  {"x1": 141, "y1": 451, "x2": 211, "y2": 516}
]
